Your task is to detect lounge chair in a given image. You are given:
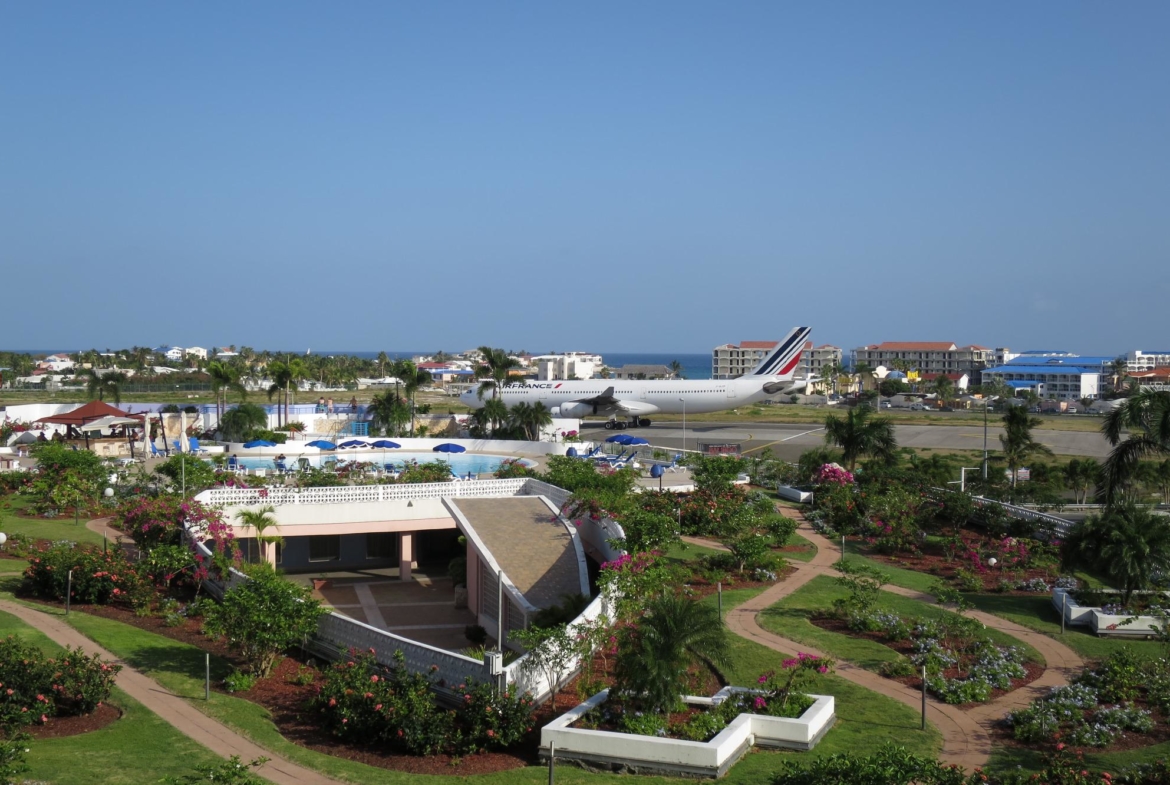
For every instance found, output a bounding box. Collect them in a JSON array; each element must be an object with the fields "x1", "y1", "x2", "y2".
[
  {"x1": 596, "y1": 449, "x2": 630, "y2": 465},
  {"x1": 579, "y1": 446, "x2": 603, "y2": 460},
  {"x1": 150, "y1": 442, "x2": 166, "y2": 459}
]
